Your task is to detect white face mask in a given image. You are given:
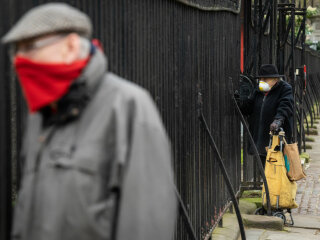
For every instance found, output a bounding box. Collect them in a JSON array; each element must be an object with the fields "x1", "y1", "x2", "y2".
[{"x1": 259, "y1": 81, "x2": 271, "y2": 92}]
